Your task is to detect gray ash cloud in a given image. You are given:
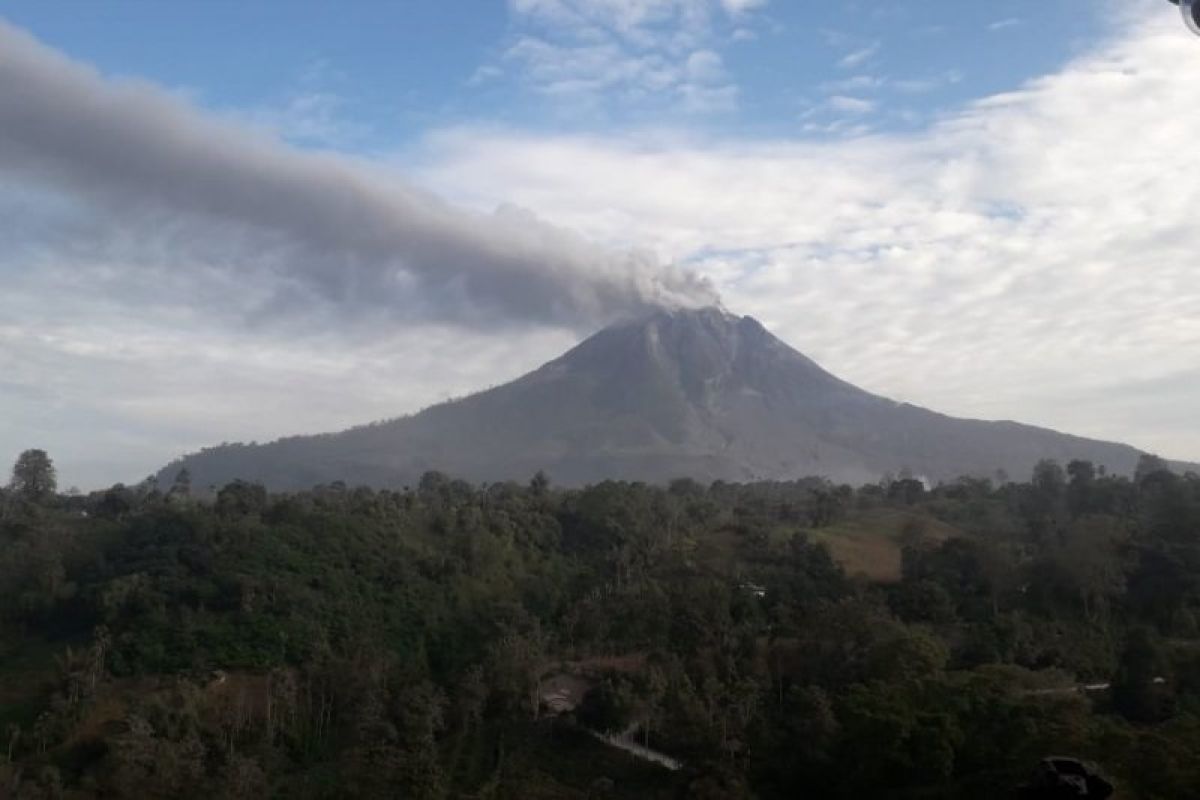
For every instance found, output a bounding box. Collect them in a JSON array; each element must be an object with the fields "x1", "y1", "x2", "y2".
[{"x1": 0, "y1": 21, "x2": 718, "y2": 331}]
